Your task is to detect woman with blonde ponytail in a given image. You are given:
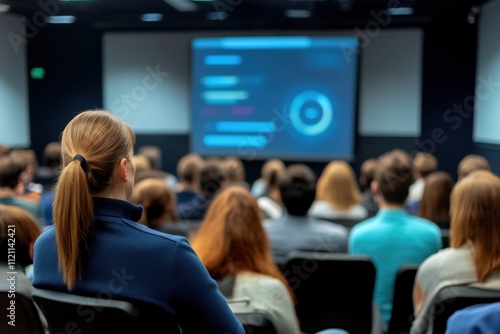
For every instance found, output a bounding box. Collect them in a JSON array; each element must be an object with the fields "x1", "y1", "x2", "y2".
[{"x1": 32, "y1": 110, "x2": 244, "y2": 334}]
